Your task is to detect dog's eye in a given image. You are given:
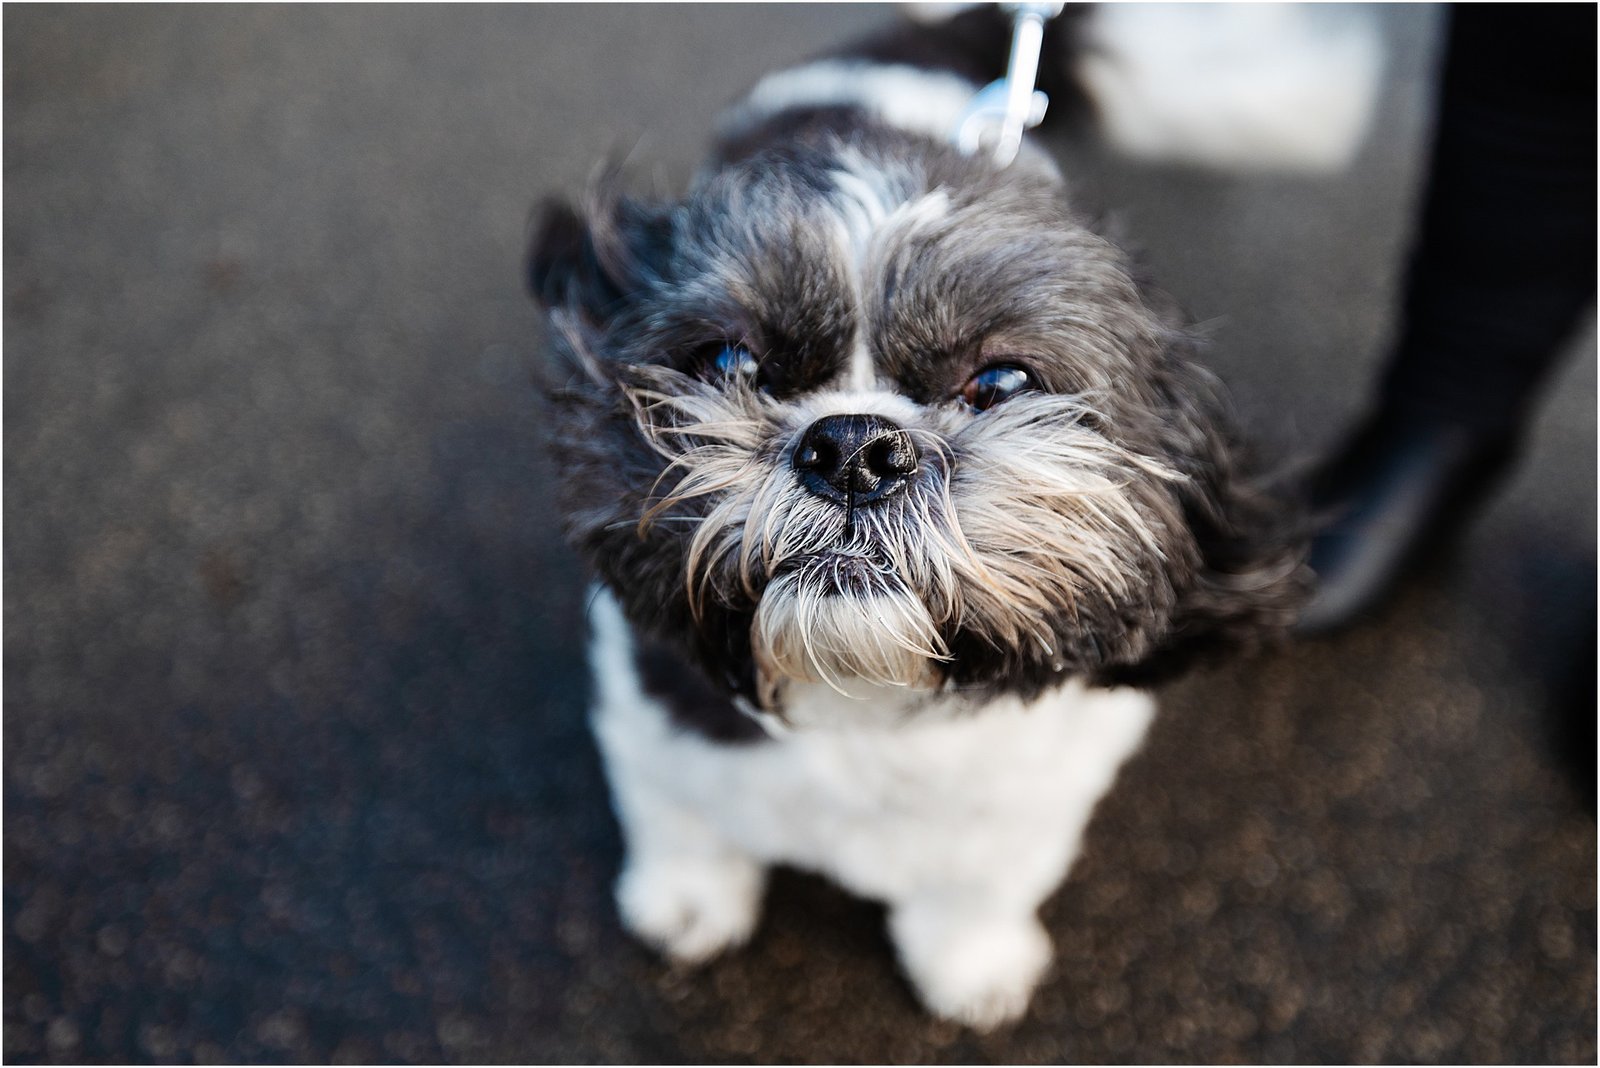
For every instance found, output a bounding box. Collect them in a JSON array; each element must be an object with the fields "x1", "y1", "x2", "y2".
[
  {"x1": 961, "y1": 363, "x2": 1034, "y2": 411},
  {"x1": 706, "y1": 344, "x2": 763, "y2": 387}
]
